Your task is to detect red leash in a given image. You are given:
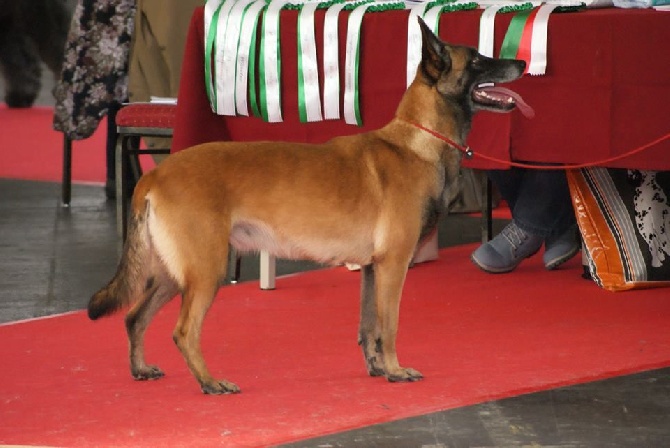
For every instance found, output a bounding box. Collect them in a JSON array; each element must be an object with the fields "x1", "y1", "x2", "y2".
[{"x1": 402, "y1": 118, "x2": 670, "y2": 170}]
